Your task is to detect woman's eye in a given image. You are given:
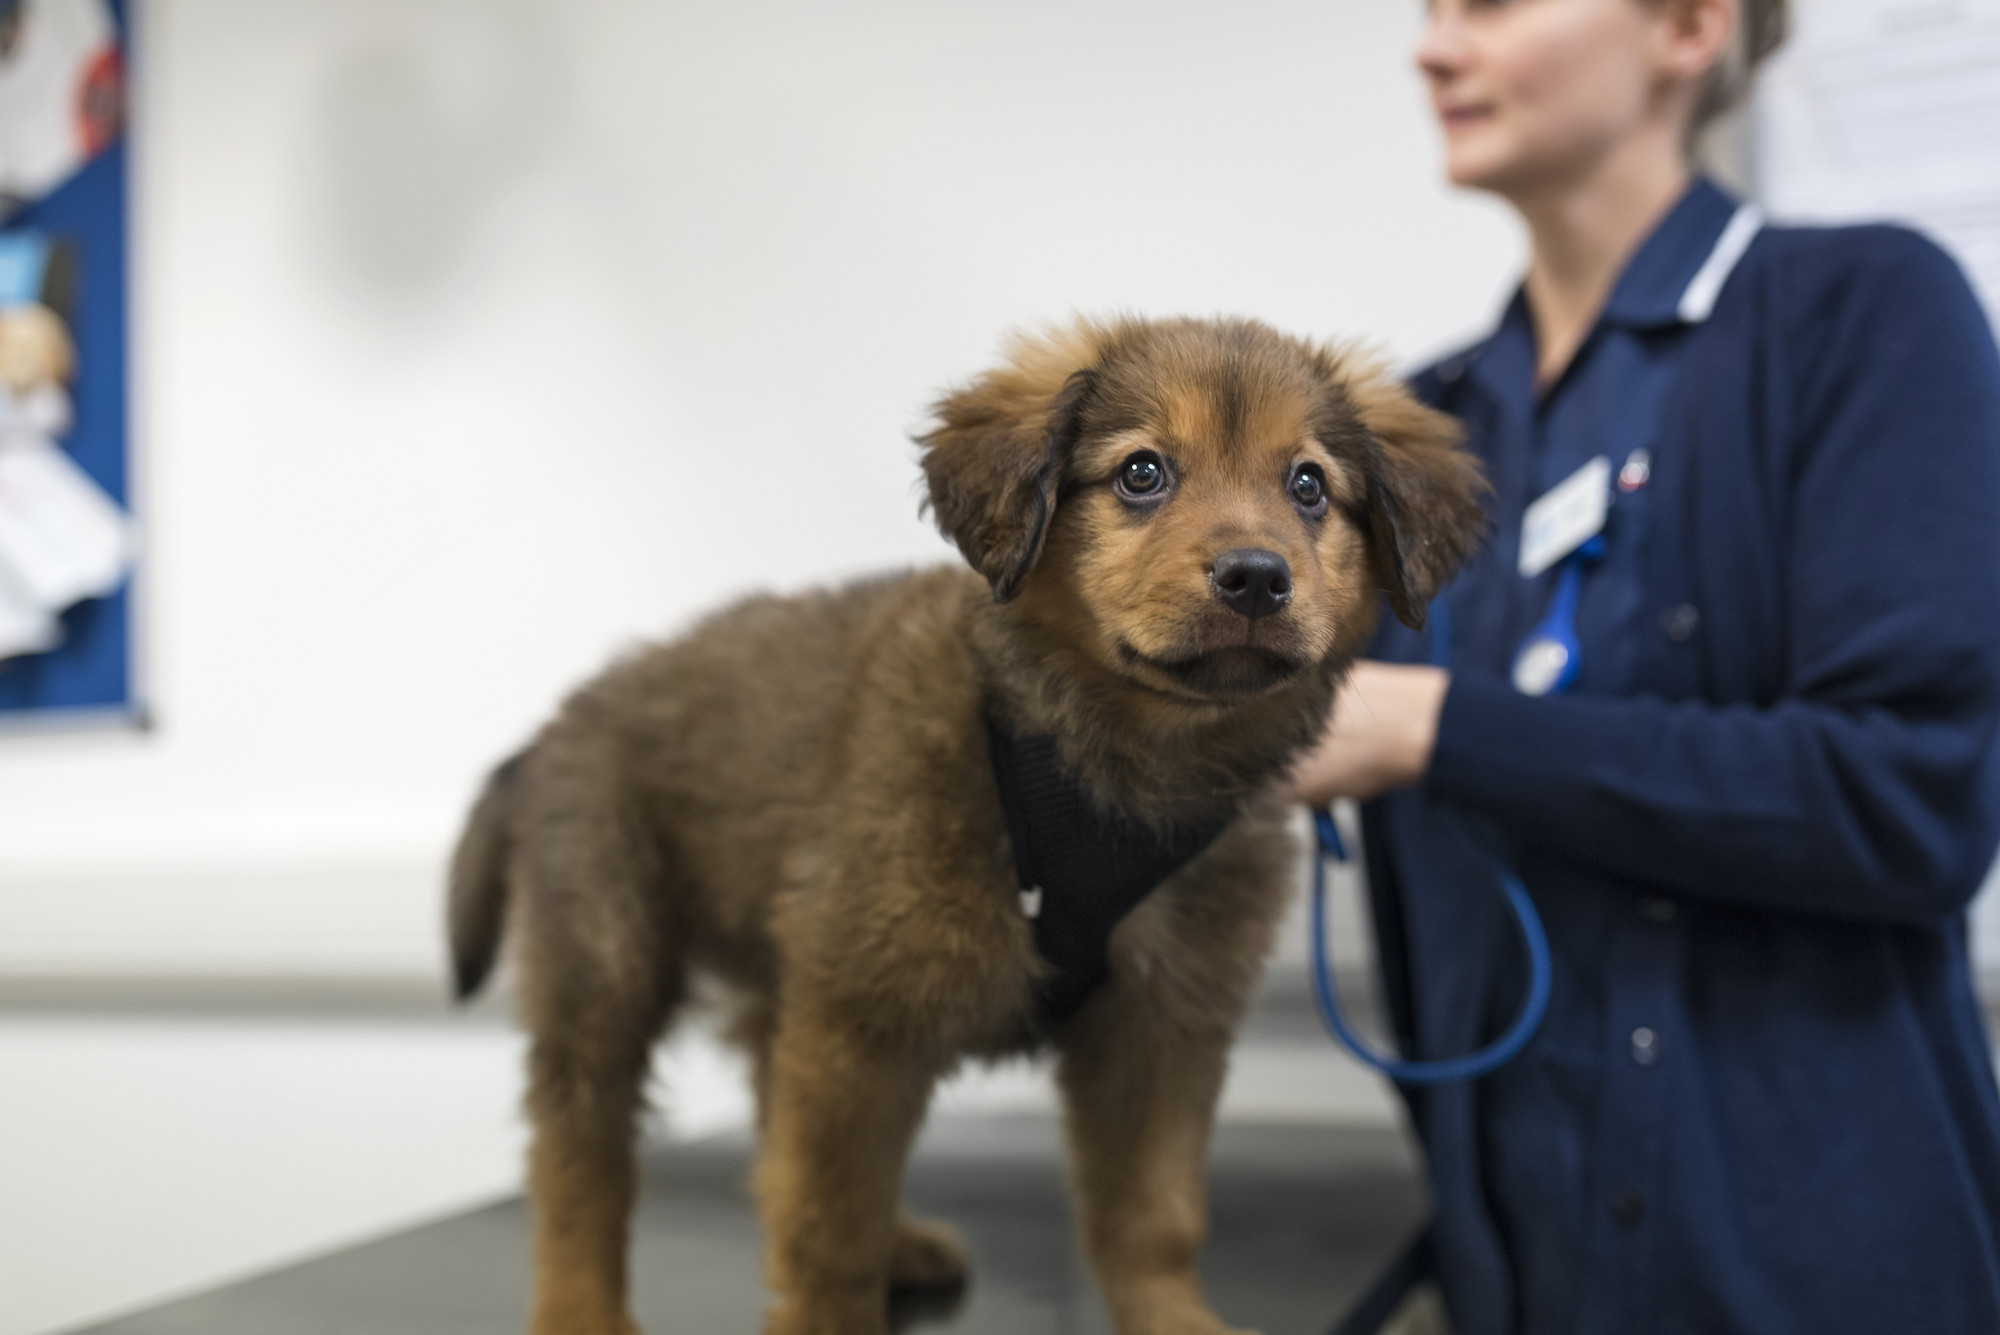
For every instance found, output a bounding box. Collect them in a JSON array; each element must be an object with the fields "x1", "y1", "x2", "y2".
[
  {"x1": 1118, "y1": 453, "x2": 1166, "y2": 497},
  {"x1": 1290, "y1": 465, "x2": 1327, "y2": 510}
]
